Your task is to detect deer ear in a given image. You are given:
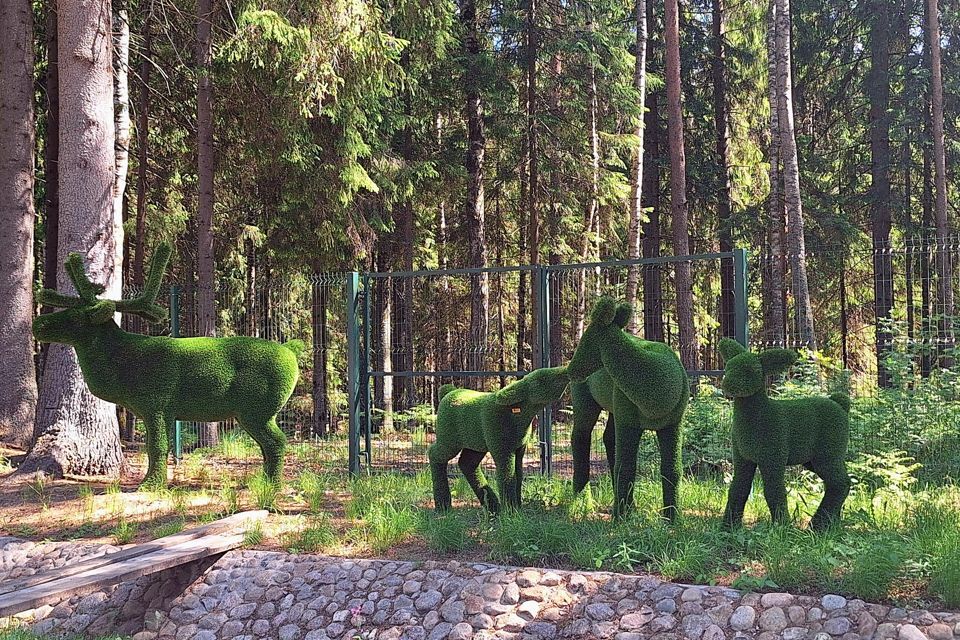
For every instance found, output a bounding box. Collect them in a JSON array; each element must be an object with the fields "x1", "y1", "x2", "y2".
[
  {"x1": 613, "y1": 303, "x2": 633, "y2": 328},
  {"x1": 87, "y1": 300, "x2": 116, "y2": 324},
  {"x1": 759, "y1": 348, "x2": 798, "y2": 376},
  {"x1": 590, "y1": 297, "x2": 618, "y2": 326},
  {"x1": 718, "y1": 338, "x2": 747, "y2": 363}
]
